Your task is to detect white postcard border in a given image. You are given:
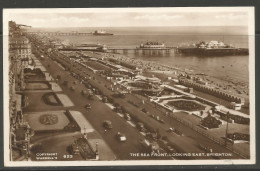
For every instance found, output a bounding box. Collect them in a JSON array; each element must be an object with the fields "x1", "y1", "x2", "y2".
[{"x1": 3, "y1": 7, "x2": 256, "y2": 167}]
